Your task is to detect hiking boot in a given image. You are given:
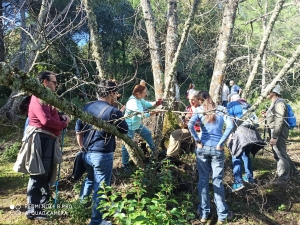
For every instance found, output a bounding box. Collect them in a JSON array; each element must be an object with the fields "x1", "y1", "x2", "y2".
[
  {"x1": 231, "y1": 183, "x2": 244, "y2": 192},
  {"x1": 271, "y1": 178, "x2": 288, "y2": 186},
  {"x1": 227, "y1": 211, "x2": 234, "y2": 221},
  {"x1": 243, "y1": 176, "x2": 255, "y2": 183},
  {"x1": 123, "y1": 164, "x2": 132, "y2": 174}
]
